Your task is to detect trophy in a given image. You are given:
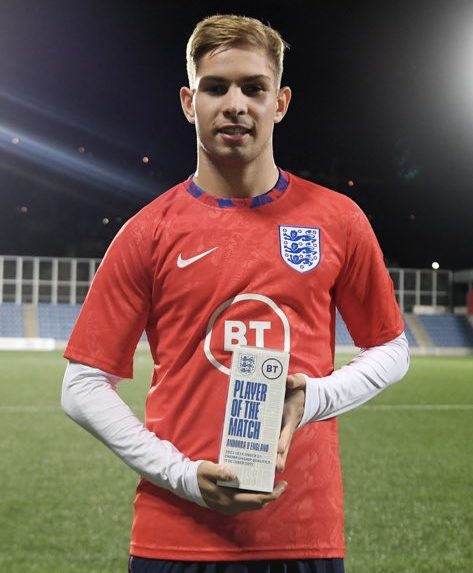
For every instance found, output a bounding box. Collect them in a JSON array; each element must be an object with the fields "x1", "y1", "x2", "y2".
[{"x1": 218, "y1": 346, "x2": 289, "y2": 492}]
